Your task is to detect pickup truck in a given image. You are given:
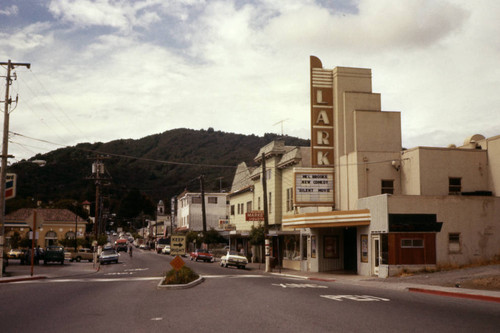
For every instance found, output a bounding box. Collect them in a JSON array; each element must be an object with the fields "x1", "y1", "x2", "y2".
[{"x1": 66, "y1": 248, "x2": 94, "y2": 262}]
